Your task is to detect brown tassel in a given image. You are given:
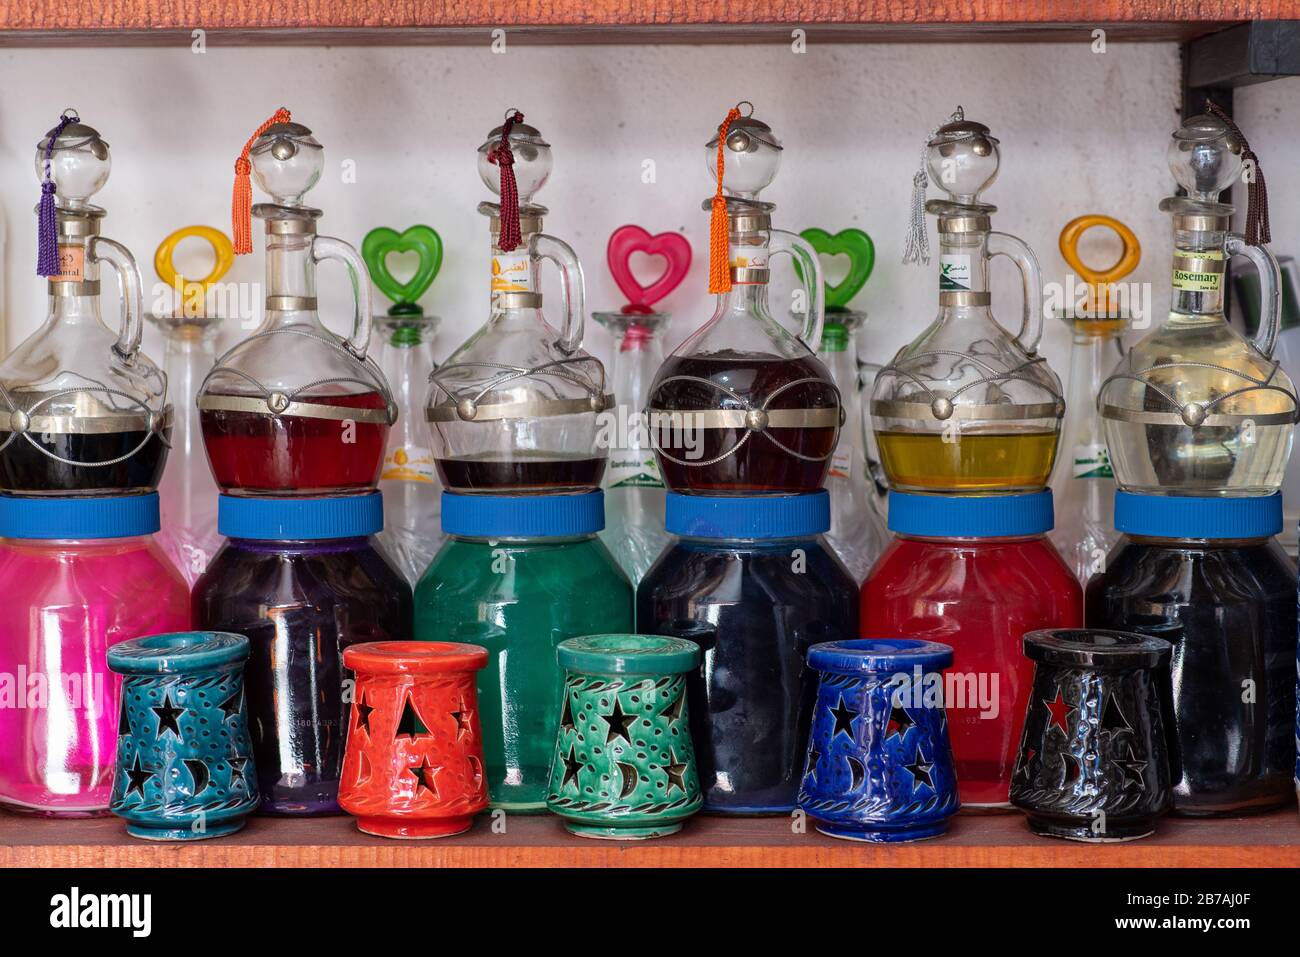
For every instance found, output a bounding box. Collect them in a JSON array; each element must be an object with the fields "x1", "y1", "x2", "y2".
[{"x1": 1205, "y1": 101, "x2": 1270, "y2": 246}]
